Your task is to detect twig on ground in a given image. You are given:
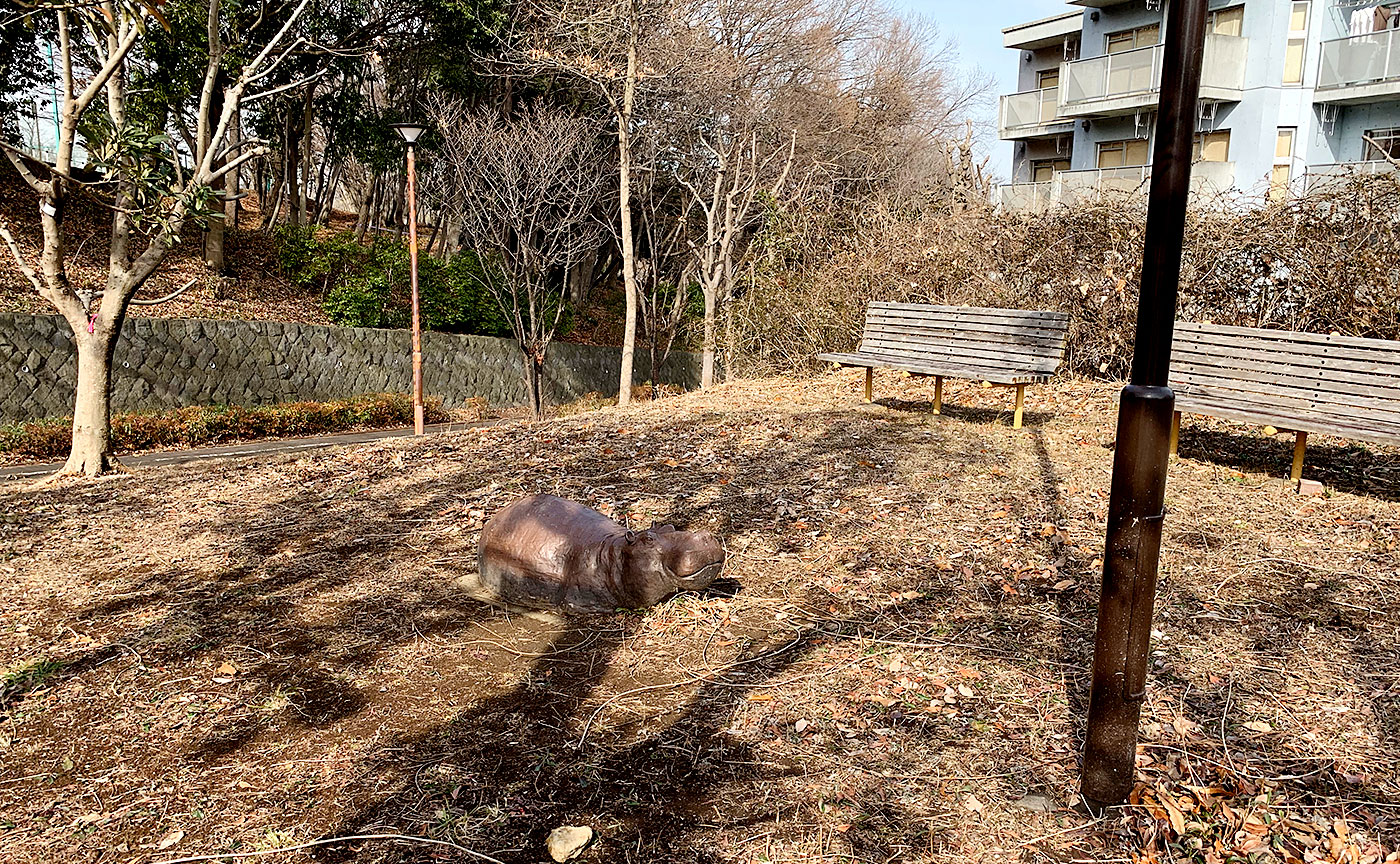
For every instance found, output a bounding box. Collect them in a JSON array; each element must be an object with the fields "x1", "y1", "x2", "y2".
[{"x1": 151, "y1": 832, "x2": 505, "y2": 864}]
